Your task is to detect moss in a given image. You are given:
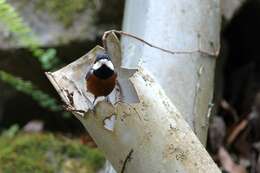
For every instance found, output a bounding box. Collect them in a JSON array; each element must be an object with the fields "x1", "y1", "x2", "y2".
[
  {"x1": 34, "y1": 0, "x2": 93, "y2": 27},
  {"x1": 0, "y1": 133, "x2": 105, "y2": 173}
]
